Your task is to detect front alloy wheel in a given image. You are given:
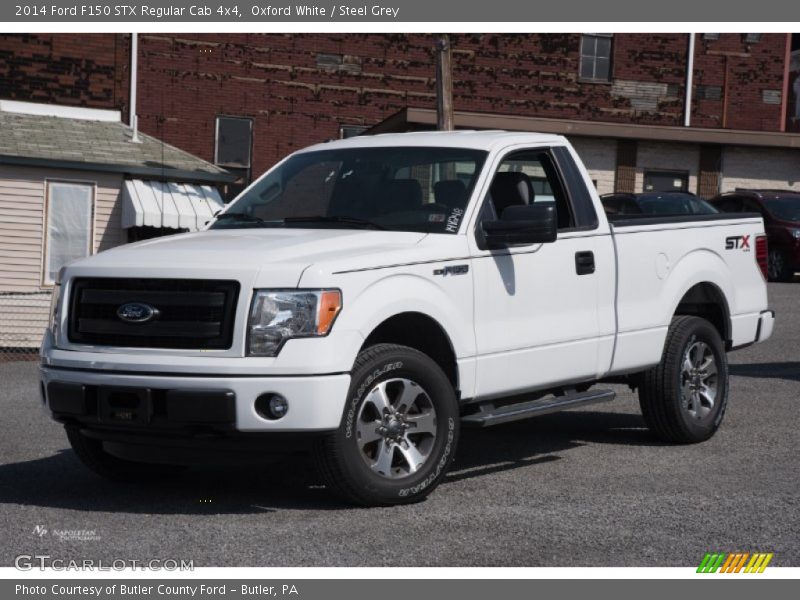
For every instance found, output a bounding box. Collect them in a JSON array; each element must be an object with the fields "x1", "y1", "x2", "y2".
[{"x1": 355, "y1": 378, "x2": 438, "y2": 479}]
